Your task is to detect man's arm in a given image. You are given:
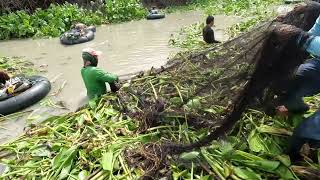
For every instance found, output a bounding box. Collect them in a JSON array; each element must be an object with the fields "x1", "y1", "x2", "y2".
[{"x1": 95, "y1": 68, "x2": 118, "y2": 83}]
